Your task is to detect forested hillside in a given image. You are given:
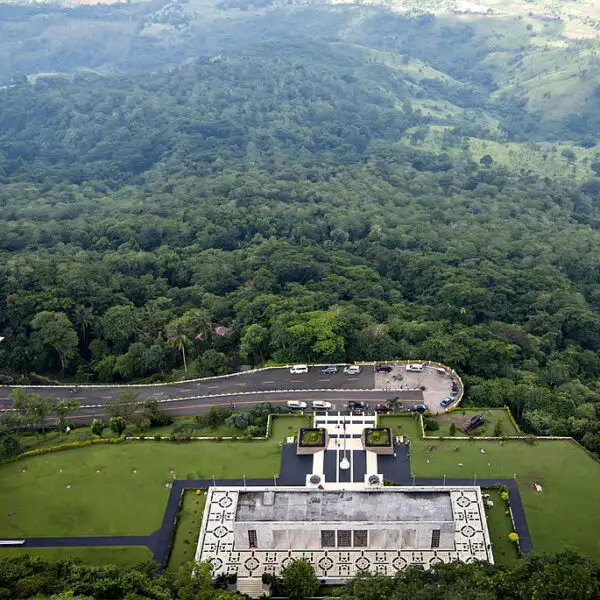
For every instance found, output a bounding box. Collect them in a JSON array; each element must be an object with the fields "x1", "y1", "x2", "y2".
[{"x1": 2, "y1": 7, "x2": 600, "y2": 452}]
